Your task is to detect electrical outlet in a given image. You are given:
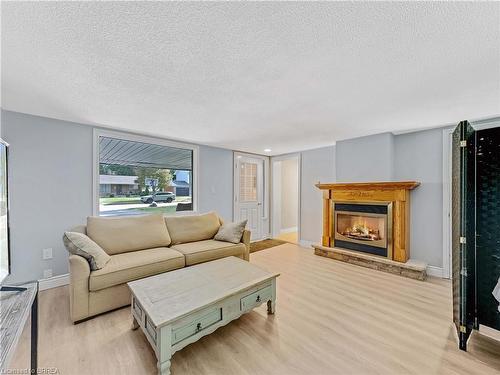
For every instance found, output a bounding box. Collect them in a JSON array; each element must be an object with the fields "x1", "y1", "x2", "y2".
[
  {"x1": 43, "y1": 269, "x2": 52, "y2": 279},
  {"x1": 42, "y1": 248, "x2": 53, "y2": 260}
]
